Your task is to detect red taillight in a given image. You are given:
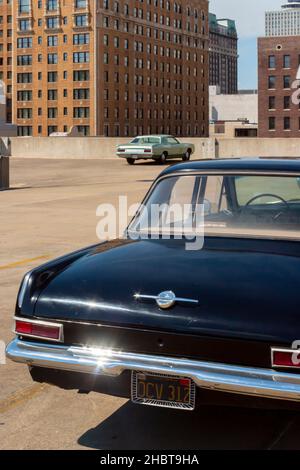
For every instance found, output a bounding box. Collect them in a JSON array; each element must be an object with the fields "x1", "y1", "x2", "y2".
[
  {"x1": 272, "y1": 348, "x2": 300, "y2": 368},
  {"x1": 144, "y1": 149, "x2": 152, "y2": 153},
  {"x1": 15, "y1": 319, "x2": 63, "y2": 342},
  {"x1": 179, "y1": 378, "x2": 191, "y2": 387}
]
